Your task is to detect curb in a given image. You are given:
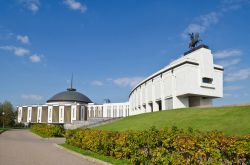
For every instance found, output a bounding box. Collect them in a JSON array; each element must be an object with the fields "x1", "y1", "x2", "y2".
[{"x1": 54, "y1": 144, "x2": 112, "y2": 165}]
